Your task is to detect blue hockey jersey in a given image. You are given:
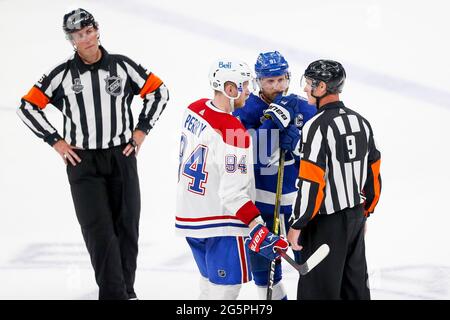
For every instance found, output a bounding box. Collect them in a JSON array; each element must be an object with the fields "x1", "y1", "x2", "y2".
[{"x1": 233, "y1": 93, "x2": 316, "y2": 219}]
